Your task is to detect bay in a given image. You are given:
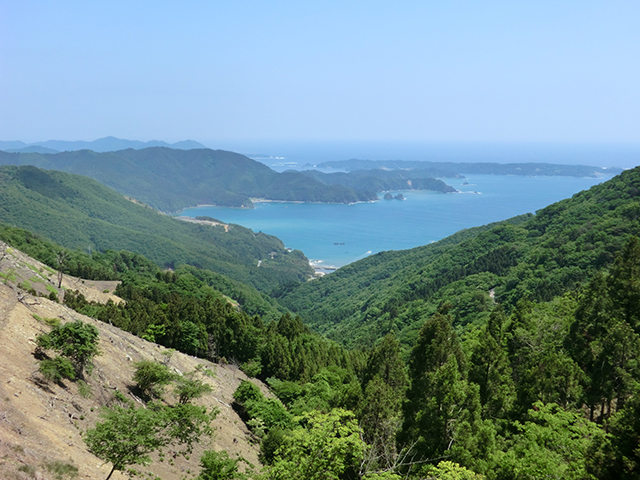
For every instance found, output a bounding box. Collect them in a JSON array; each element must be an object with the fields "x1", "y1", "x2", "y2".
[{"x1": 179, "y1": 175, "x2": 610, "y2": 270}]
